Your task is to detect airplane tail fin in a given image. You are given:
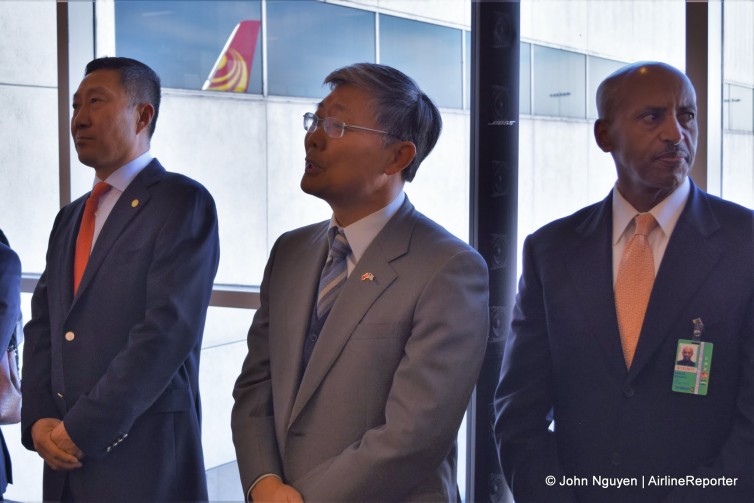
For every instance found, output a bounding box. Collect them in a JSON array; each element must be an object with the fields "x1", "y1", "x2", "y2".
[{"x1": 202, "y1": 20, "x2": 261, "y2": 93}]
